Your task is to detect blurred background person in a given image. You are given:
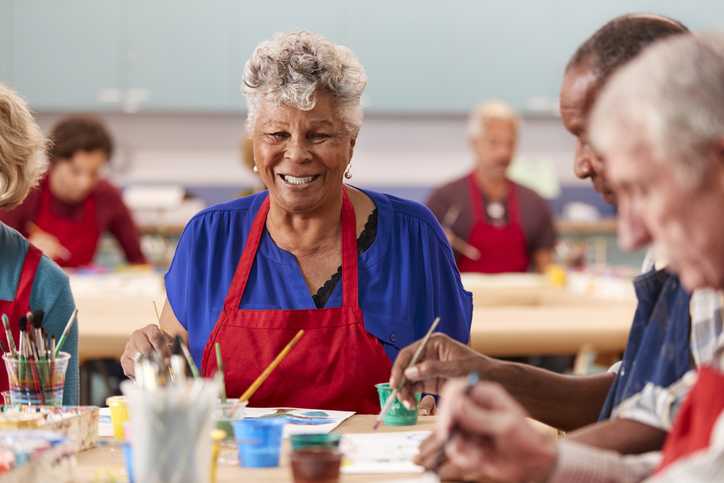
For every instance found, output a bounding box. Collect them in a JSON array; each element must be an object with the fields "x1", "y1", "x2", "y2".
[
  {"x1": 427, "y1": 101, "x2": 556, "y2": 274},
  {"x1": 0, "y1": 115, "x2": 146, "y2": 268}
]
